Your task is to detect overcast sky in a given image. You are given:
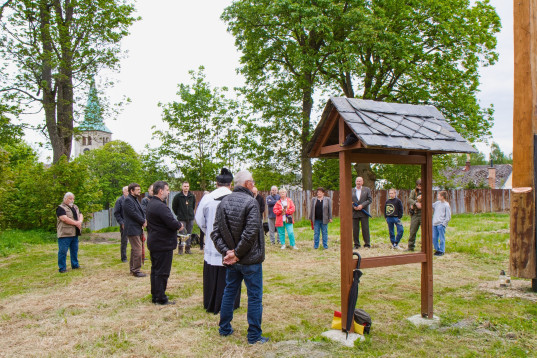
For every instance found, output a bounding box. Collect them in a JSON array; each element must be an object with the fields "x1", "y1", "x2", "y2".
[{"x1": 28, "y1": 0, "x2": 514, "y2": 160}]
